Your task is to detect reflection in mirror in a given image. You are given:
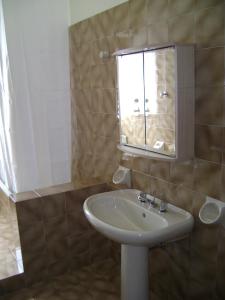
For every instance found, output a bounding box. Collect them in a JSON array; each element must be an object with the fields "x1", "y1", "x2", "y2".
[
  {"x1": 117, "y1": 46, "x2": 176, "y2": 157},
  {"x1": 118, "y1": 53, "x2": 145, "y2": 148}
]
